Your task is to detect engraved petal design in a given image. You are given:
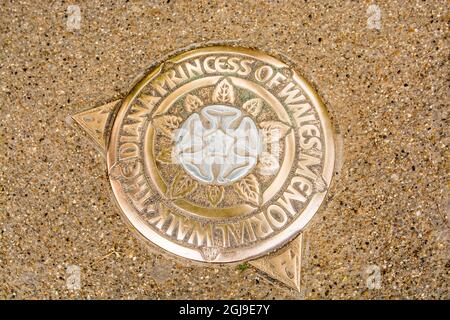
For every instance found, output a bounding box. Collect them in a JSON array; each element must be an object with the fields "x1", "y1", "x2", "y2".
[
  {"x1": 259, "y1": 121, "x2": 291, "y2": 143},
  {"x1": 153, "y1": 115, "x2": 183, "y2": 138},
  {"x1": 212, "y1": 78, "x2": 235, "y2": 104},
  {"x1": 234, "y1": 174, "x2": 261, "y2": 206},
  {"x1": 257, "y1": 152, "x2": 280, "y2": 175},
  {"x1": 184, "y1": 94, "x2": 203, "y2": 113},
  {"x1": 200, "y1": 246, "x2": 221, "y2": 262},
  {"x1": 314, "y1": 175, "x2": 327, "y2": 193},
  {"x1": 242, "y1": 98, "x2": 263, "y2": 117},
  {"x1": 168, "y1": 171, "x2": 198, "y2": 199},
  {"x1": 174, "y1": 105, "x2": 261, "y2": 185},
  {"x1": 207, "y1": 185, "x2": 224, "y2": 207},
  {"x1": 156, "y1": 148, "x2": 174, "y2": 164}
]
